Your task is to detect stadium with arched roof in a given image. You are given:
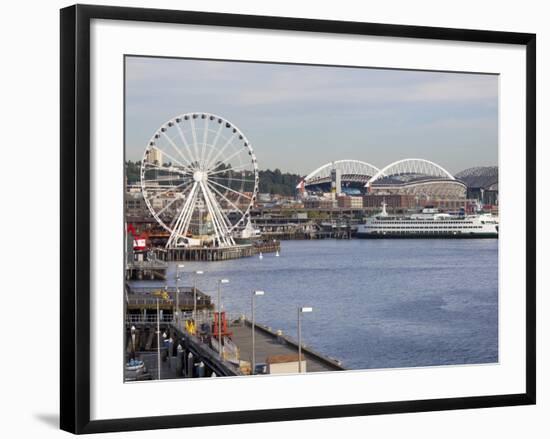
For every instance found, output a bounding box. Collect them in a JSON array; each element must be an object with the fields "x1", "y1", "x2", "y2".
[
  {"x1": 299, "y1": 160, "x2": 380, "y2": 195},
  {"x1": 455, "y1": 166, "x2": 498, "y2": 191},
  {"x1": 455, "y1": 166, "x2": 498, "y2": 205},
  {"x1": 366, "y1": 158, "x2": 466, "y2": 200}
]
